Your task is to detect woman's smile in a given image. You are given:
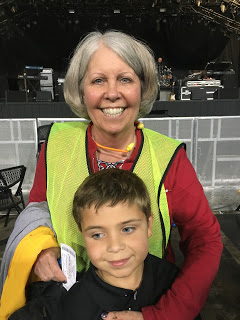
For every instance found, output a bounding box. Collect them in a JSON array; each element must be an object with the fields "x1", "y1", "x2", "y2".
[{"x1": 101, "y1": 107, "x2": 125, "y2": 117}]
